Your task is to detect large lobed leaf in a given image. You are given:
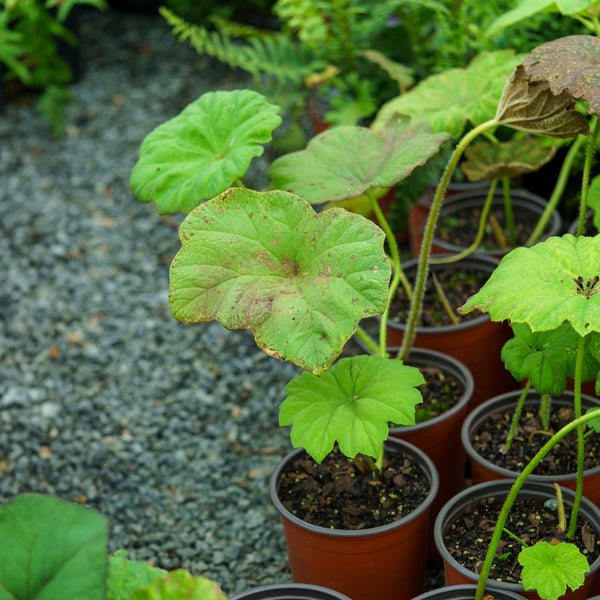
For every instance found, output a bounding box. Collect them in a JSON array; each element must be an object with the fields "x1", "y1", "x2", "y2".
[
  {"x1": 0, "y1": 494, "x2": 108, "y2": 600},
  {"x1": 129, "y1": 89, "x2": 282, "y2": 214},
  {"x1": 460, "y1": 234, "x2": 600, "y2": 337},
  {"x1": 169, "y1": 188, "x2": 391, "y2": 374},
  {"x1": 280, "y1": 355, "x2": 424, "y2": 462},
  {"x1": 268, "y1": 116, "x2": 450, "y2": 204},
  {"x1": 522, "y1": 35, "x2": 600, "y2": 116},
  {"x1": 372, "y1": 50, "x2": 524, "y2": 137}
]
